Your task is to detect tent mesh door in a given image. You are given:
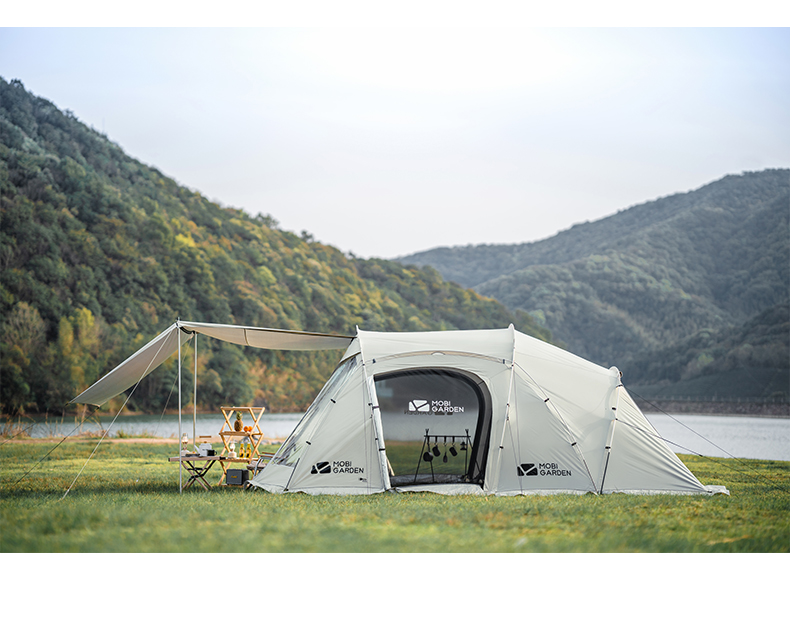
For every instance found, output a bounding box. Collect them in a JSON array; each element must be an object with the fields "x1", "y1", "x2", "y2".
[{"x1": 374, "y1": 369, "x2": 492, "y2": 487}]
